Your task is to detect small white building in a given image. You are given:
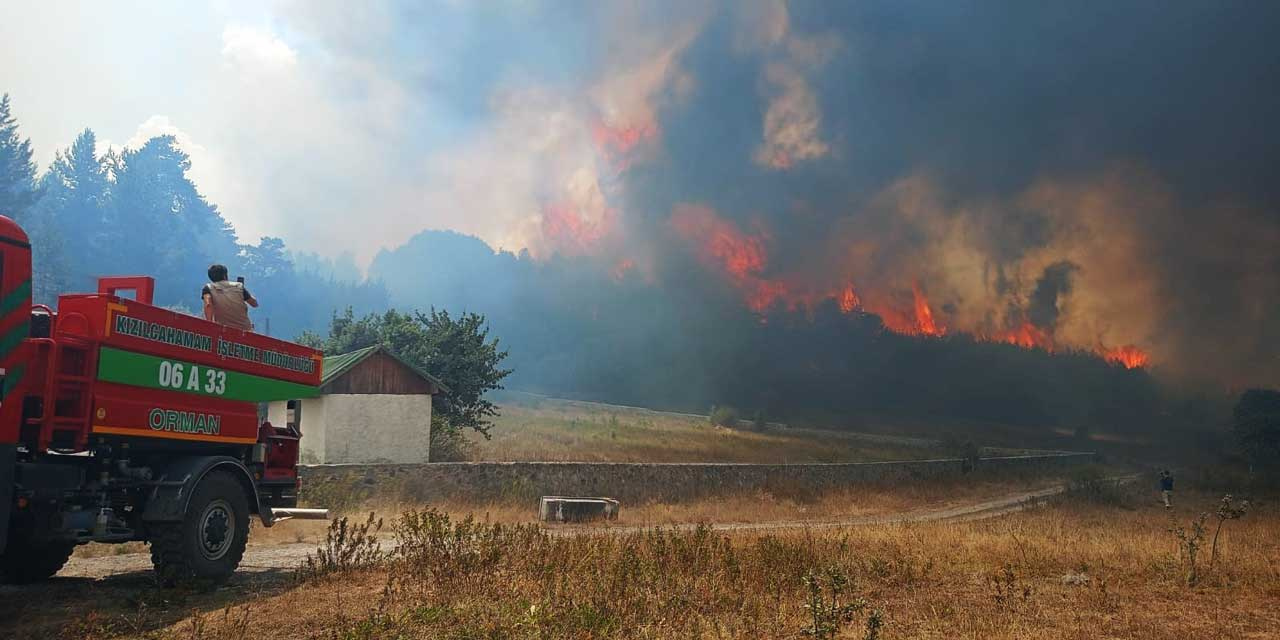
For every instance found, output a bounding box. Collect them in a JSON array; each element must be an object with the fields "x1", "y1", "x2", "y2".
[{"x1": 268, "y1": 345, "x2": 447, "y2": 464}]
